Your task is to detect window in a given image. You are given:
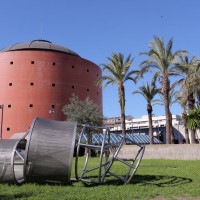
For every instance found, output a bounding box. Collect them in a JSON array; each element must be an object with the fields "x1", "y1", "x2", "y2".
[
  {"x1": 72, "y1": 85, "x2": 75, "y2": 89},
  {"x1": 52, "y1": 105, "x2": 55, "y2": 108},
  {"x1": 7, "y1": 128, "x2": 10, "y2": 131},
  {"x1": 53, "y1": 62, "x2": 56, "y2": 66},
  {"x1": 10, "y1": 61, "x2": 13, "y2": 65},
  {"x1": 52, "y1": 83, "x2": 55, "y2": 87},
  {"x1": 30, "y1": 82, "x2": 34, "y2": 86},
  {"x1": 72, "y1": 65, "x2": 75, "y2": 69},
  {"x1": 8, "y1": 105, "x2": 11, "y2": 108},
  {"x1": 9, "y1": 83, "x2": 12, "y2": 86},
  {"x1": 87, "y1": 69, "x2": 89, "y2": 72},
  {"x1": 29, "y1": 104, "x2": 33, "y2": 108},
  {"x1": 87, "y1": 89, "x2": 89, "y2": 92},
  {"x1": 31, "y1": 61, "x2": 34, "y2": 64}
]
